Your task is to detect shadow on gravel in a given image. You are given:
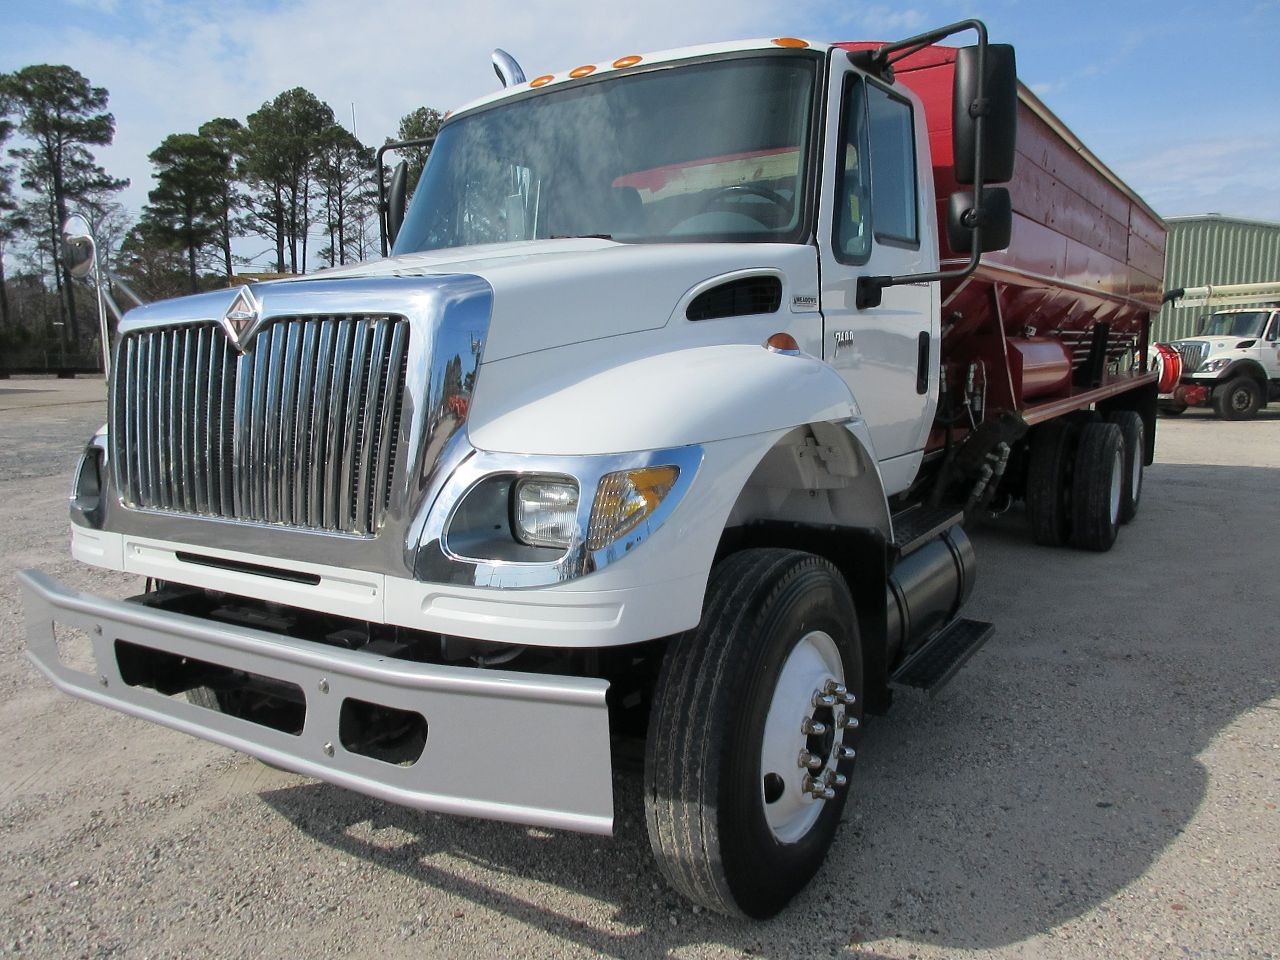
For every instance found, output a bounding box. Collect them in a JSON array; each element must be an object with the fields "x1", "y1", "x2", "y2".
[{"x1": 263, "y1": 461, "x2": 1280, "y2": 957}]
